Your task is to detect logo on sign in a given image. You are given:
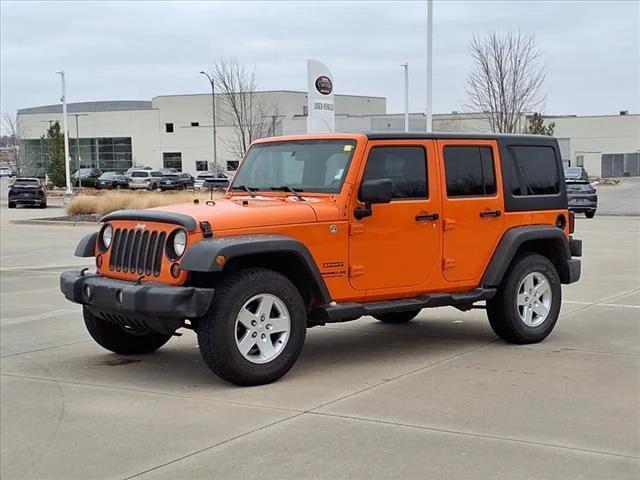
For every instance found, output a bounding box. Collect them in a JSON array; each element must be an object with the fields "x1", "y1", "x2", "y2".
[{"x1": 315, "y1": 76, "x2": 333, "y2": 95}]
